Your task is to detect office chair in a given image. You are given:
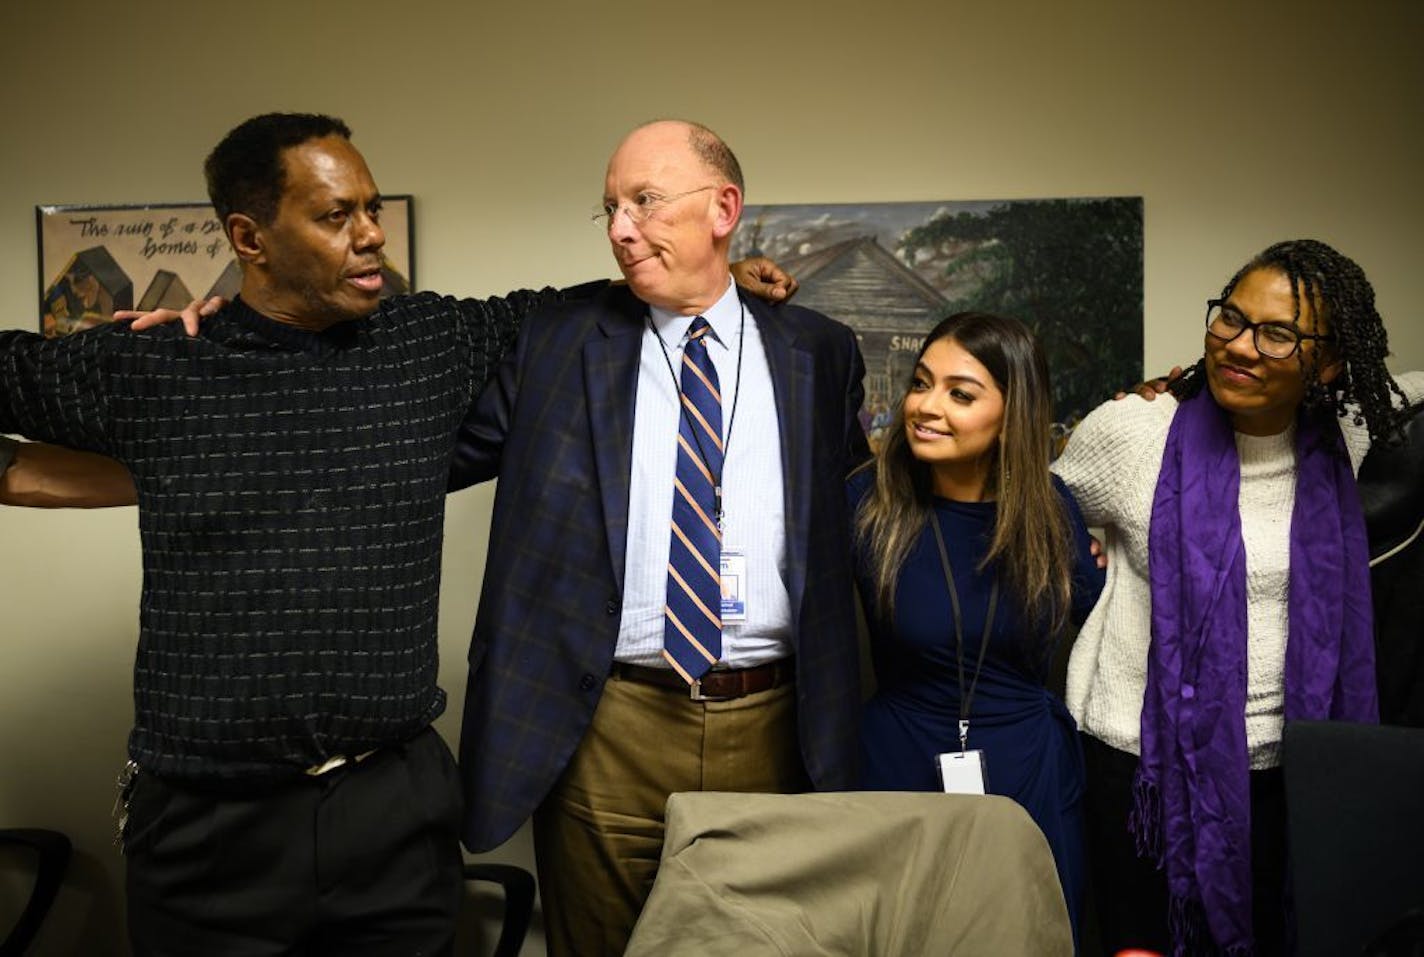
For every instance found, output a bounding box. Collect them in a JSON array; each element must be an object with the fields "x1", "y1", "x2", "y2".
[
  {"x1": 1284, "y1": 721, "x2": 1424, "y2": 957},
  {"x1": 463, "y1": 862, "x2": 535, "y2": 957},
  {"x1": 0, "y1": 828, "x2": 71, "y2": 957}
]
